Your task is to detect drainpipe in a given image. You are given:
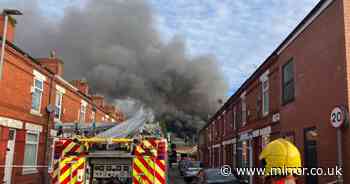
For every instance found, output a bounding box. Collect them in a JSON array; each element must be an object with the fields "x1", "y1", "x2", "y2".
[{"x1": 43, "y1": 72, "x2": 54, "y2": 184}]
